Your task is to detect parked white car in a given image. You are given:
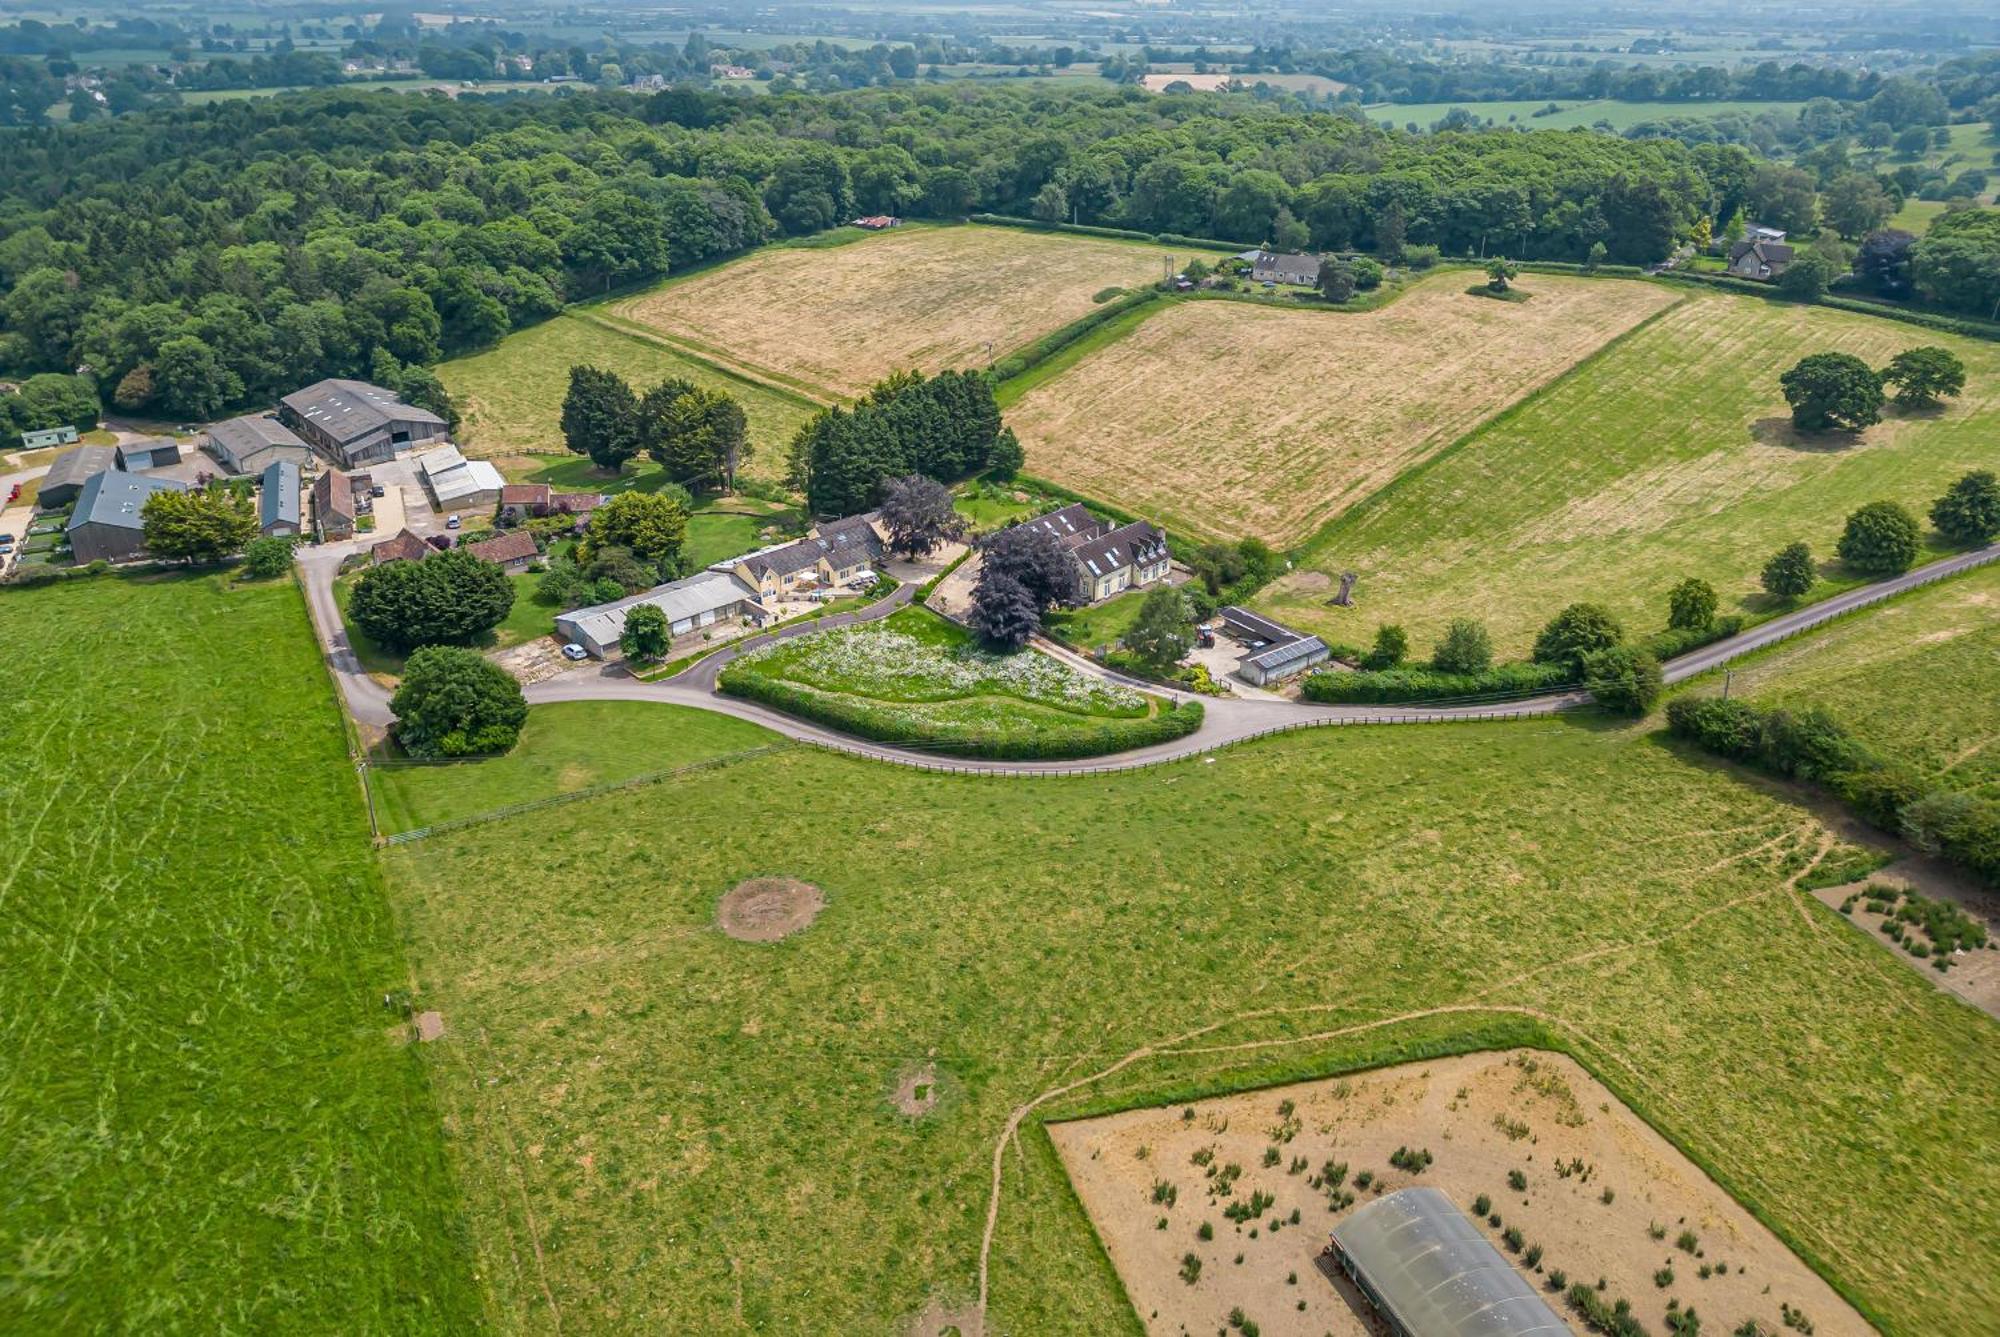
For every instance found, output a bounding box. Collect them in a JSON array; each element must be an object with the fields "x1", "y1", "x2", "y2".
[{"x1": 561, "y1": 643, "x2": 589, "y2": 661}]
